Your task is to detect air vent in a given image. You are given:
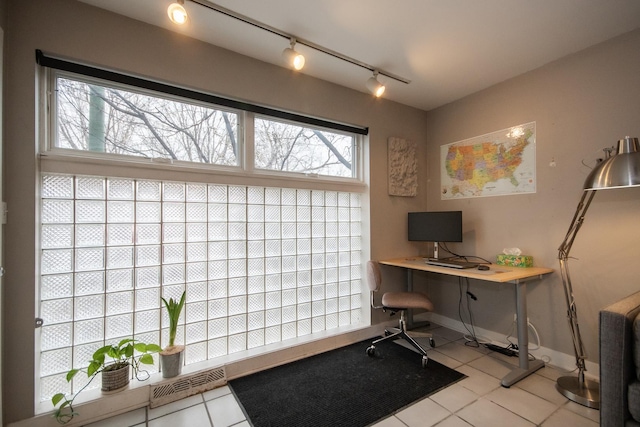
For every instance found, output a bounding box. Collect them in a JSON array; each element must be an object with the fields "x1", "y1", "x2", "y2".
[{"x1": 149, "y1": 366, "x2": 227, "y2": 408}]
